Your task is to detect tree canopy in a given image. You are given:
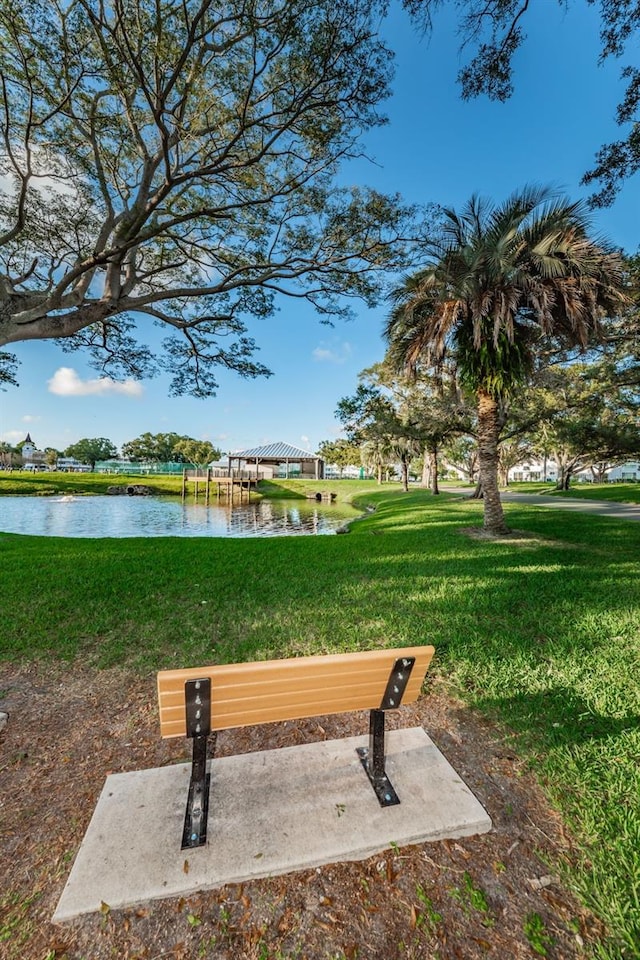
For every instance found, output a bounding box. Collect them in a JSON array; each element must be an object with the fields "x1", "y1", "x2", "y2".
[
  {"x1": 0, "y1": 0, "x2": 414, "y2": 394},
  {"x1": 529, "y1": 360, "x2": 640, "y2": 488},
  {"x1": 173, "y1": 438, "x2": 222, "y2": 468},
  {"x1": 122, "y1": 432, "x2": 192, "y2": 462},
  {"x1": 316, "y1": 438, "x2": 362, "y2": 471},
  {"x1": 64, "y1": 437, "x2": 118, "y2": 468},
  {"x1": 404, "y1": 0, "x2": 640, "y2": 206}
]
